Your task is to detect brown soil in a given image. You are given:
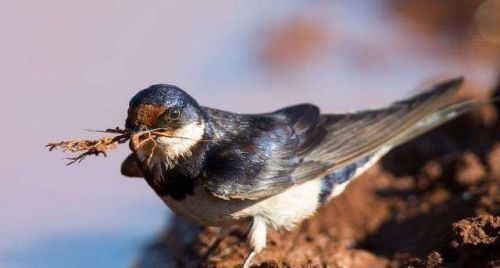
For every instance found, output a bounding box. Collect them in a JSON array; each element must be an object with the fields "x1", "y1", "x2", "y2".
[{"x1": 134, "y1": 86, "x2": 500, "y2": 268}]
